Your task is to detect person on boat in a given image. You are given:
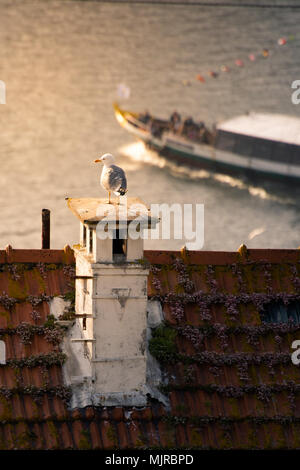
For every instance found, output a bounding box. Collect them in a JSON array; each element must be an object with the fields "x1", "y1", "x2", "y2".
[
  {"x1": 198, "y1": 126, "x2": 207, "y2": 143},
  {"x1": 180, "y1": 117, "x2": 194, "y2": 137},
  {"x1": 184, "y1": 117, "x2": 194, "y2": 127},
  {"x1": 170, "y1": 111, "x2": 181, "y2": 132},
  {"x1": 139, "y1": 110, "x2": 151, "y2": 124},
  {"x1": 150, "y1": 120, "x2": 162, "y2": 138},
  {"x1": 188, "y1": 128, "x2": 198, "y2": 140},
  {"x1": 170, "y1": 111, "x2": 180, "y2": 124}
]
